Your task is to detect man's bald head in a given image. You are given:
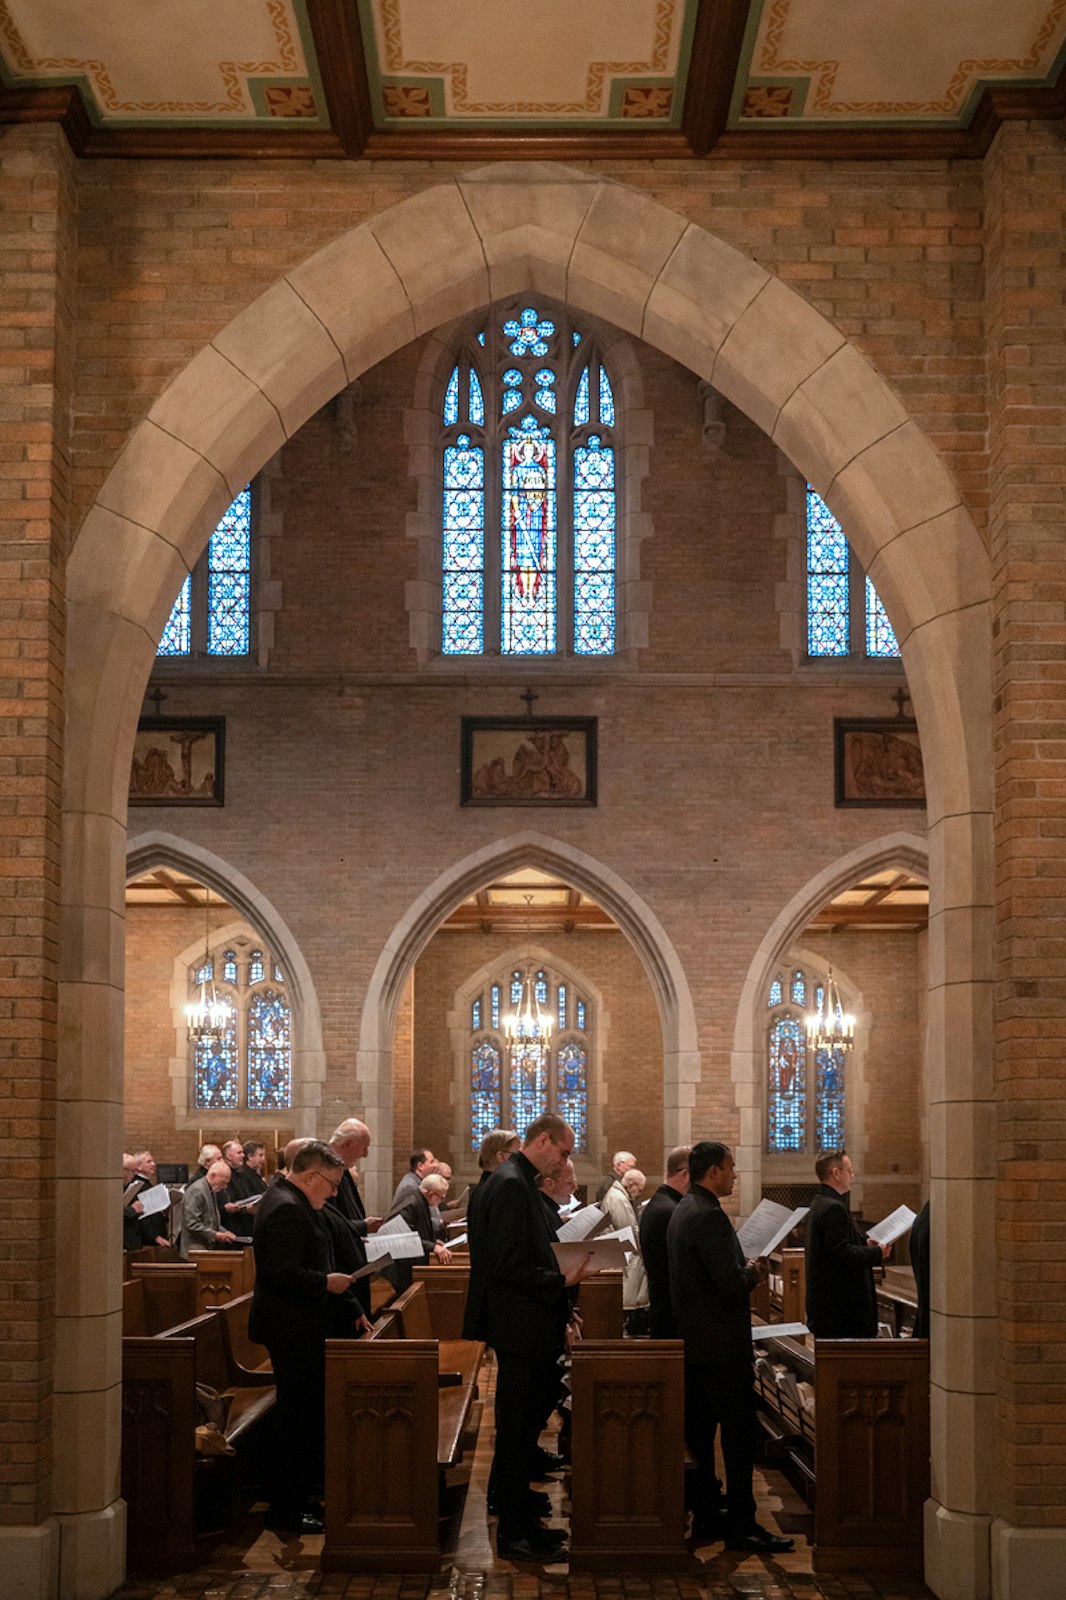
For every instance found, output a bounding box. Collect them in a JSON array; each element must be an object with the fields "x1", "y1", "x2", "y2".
[{"x1": 330, "y1": 1119, "x2": 371, "y2": 1163}]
